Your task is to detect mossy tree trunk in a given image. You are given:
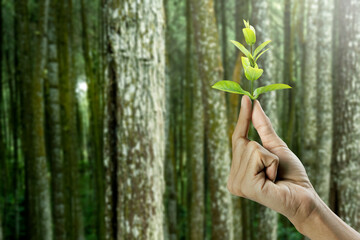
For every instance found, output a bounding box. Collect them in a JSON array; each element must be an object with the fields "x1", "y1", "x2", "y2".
[
  {"x1": 56, "y1": 1, "x2": 82, "y2": 239},
  {"x1": 331, "y1": 0, "x2": 360, "y2": 231},
  {"x1": 301, "y1": 0, "x2": 318, "y2": 195},
  {"x1": 185, "y1": 1, "x2": 205, "y2": 239},
  {"x1": 251, "y1": 0, "x2": 278, "y2": 239},
  {"x1": 190, "y1": 0, "x2": 234, "y2": 239},
  {"x1": 315, "y1": 0, "x2": 333, "y2": 205},
  {"x1": 17, "y1": 0, "x2": 53, "y2": 239},
  {"x1": 80, "y1": 0, "x2": 105, "y2": 239},
  {"x1": 104, "y1": 0, "x2": 166, "y2": 239},
  {"x1": 45, "y1": 2, "x2": 65, "y2": 240},
  {"x1": 282, "y1": 0, "x2": 296, "y2": 148}
]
